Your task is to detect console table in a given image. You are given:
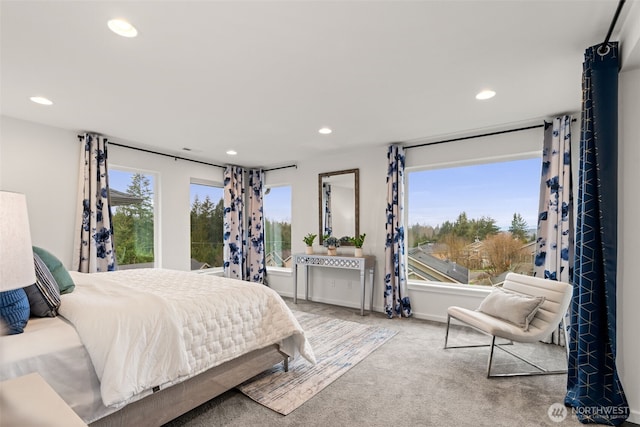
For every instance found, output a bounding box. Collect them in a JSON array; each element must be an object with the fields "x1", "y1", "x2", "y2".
[{"x1": 293, "y1": 253, "x2": 376, "y2": 315}]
